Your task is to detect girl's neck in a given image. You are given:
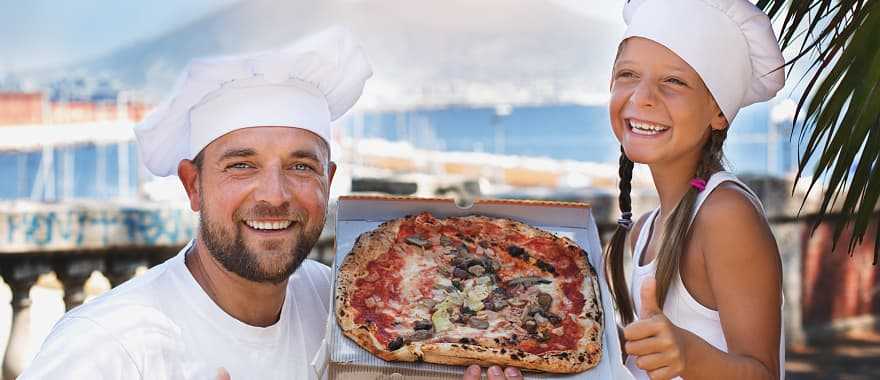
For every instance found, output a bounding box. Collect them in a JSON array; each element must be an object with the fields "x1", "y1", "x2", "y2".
[{"x1": 649, "y1": 157, "x2": 702, "y2": 218}]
